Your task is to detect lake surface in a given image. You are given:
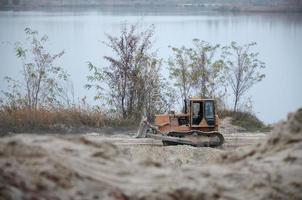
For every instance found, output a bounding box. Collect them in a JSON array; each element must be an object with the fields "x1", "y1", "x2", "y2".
[{"x1": 0, "y1": 9, "x2": 302, "y2": 124}]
